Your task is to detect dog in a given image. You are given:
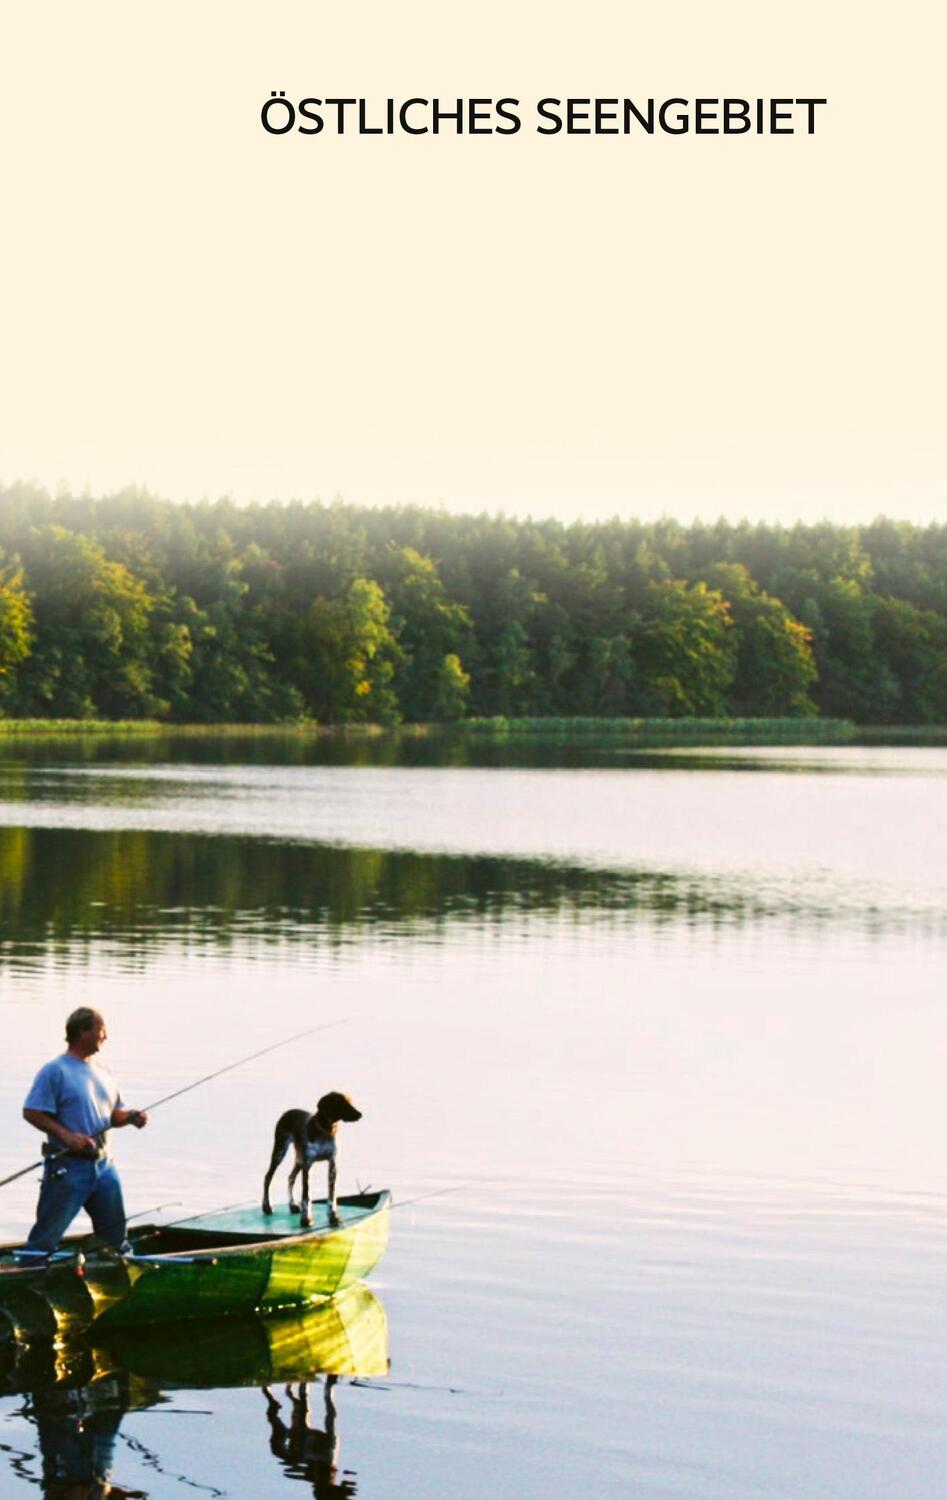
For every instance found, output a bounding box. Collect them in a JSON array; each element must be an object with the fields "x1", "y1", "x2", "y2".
[{"x1": 262, "y1": 1092, "x2": 362, "y2": 1228}]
